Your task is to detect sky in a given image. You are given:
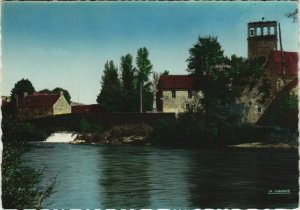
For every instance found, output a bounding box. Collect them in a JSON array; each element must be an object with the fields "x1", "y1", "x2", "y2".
[{"x1": 2, "y1": 2, "x2": 298, "y2": 104}]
